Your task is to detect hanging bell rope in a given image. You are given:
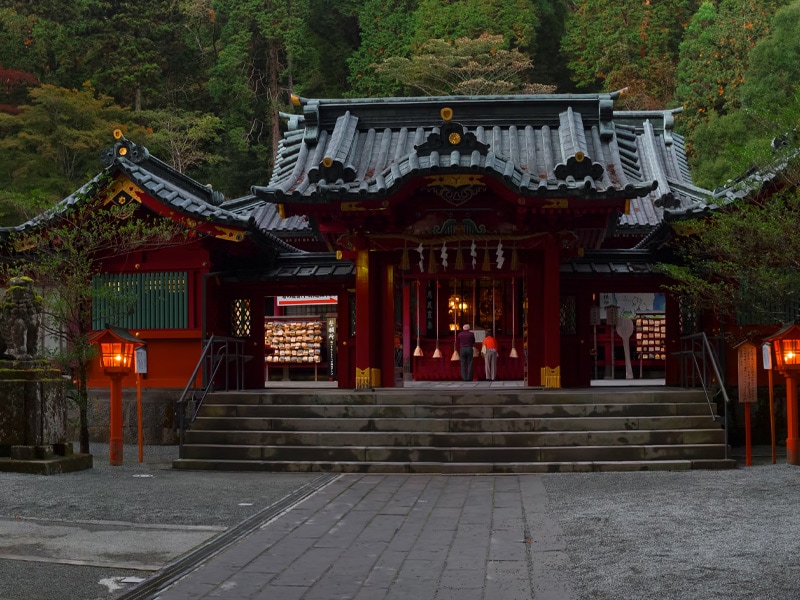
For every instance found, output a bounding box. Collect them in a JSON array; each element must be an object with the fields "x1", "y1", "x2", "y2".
[
  {"x1": 432, "y1": 281, "x2": 442, "y2": 358},
  {"x1": 482, "y1": 244, "x2": 491, "y2": 272},
  {"x1": 510, "y1": 277, "x2": 519, "y2": 358},
  {"x1": 400, "y1": 245, "x2": 410, "y2": 271},
  {"x1": 414, "y1": 280, "x2": 424, "y2": 357},
  {"x1": 455, "y1": 244, "x2": 464, "y2": 270},
  {"x1": 428, "y1": 245, "x2": 437, "y2": 274},
  {"x1": 451, "y1": 278, "x2": 459, "y2": 361},
  {"x1": 510, "y1": 246, "x2": 519, "y2": 271}
]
